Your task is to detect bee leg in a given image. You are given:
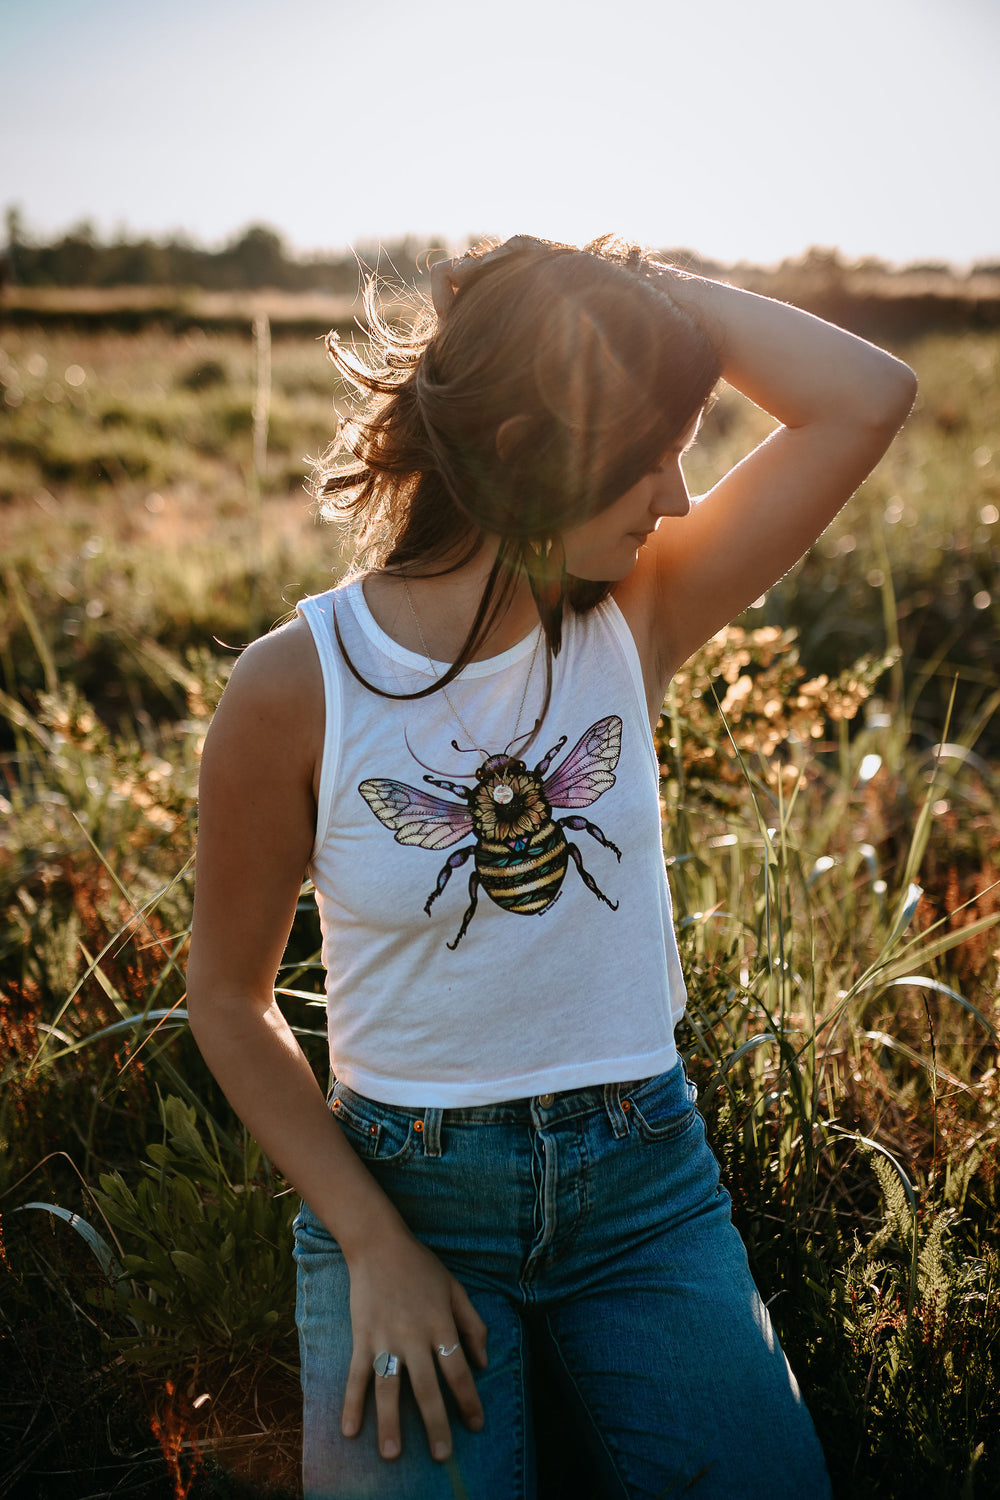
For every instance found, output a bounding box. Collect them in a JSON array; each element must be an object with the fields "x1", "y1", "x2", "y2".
[
  {"x1": 565, "y1": 841, "x2": 619, "y2": 911},
  {"x1": 446, "y1": 871, "x2": 481, "y2": 951},
  {"x1": 424, "y1": 845, "x2": 475, "y2": 915},
  {"x1": 558, "y1": 816, "x2": 622, "y2": 863}
]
